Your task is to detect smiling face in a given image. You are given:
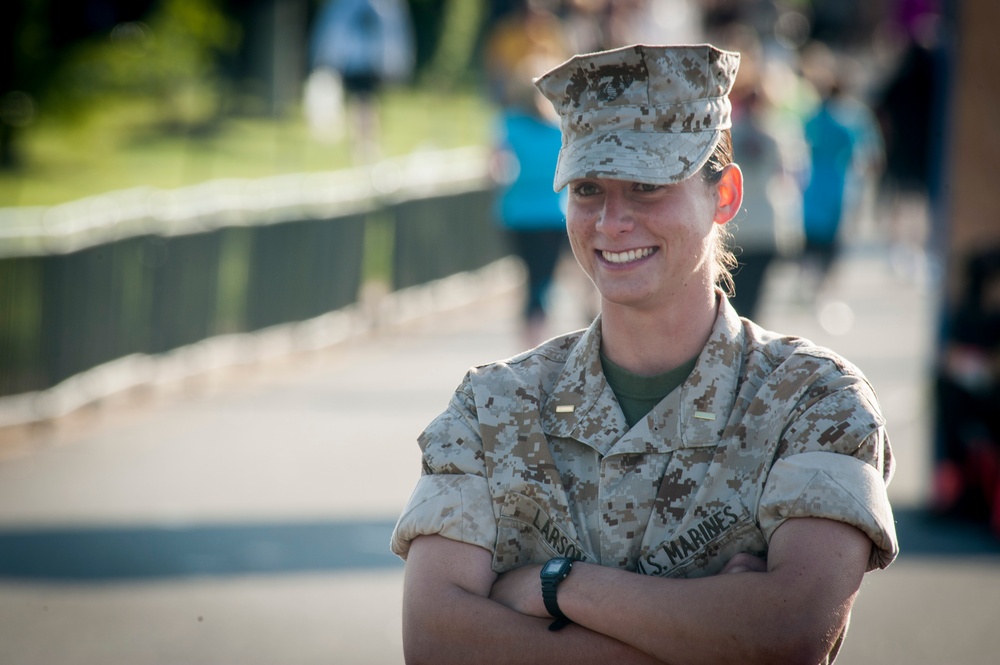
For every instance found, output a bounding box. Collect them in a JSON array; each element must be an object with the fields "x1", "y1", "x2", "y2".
[{"x1": 566, "y1": 166, "x2": 742, "y2": 313}]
